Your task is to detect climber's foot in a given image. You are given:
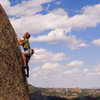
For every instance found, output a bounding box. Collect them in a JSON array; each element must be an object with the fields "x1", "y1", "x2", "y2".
[
  {"x1": 22, "y1": 65, "x2": 29, "y2": 78},
  {"x1": 26, "y1": 74, "x2": 29, "y2": 78},
  {"x1": 23, "y1": 65, "x2": 27, "y2": 69}
]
